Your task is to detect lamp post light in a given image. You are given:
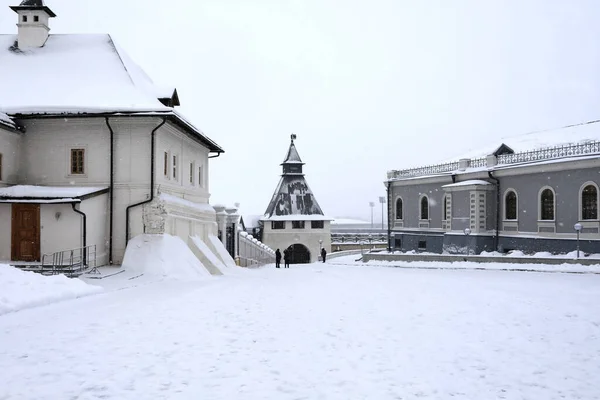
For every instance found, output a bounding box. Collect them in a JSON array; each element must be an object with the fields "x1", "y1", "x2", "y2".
[
  {"x1": 463, "y1": 227, "x2": 471, "y2": 256},
  {"x1": 378, "y1": 196, "x2": 386, "y2": 230},
  {"x1": 574, "y1": 223, "x2": 582, "y2": 259},
  {"x1": 369, "y1": 202, "x2": 375, "y2": 229}
]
